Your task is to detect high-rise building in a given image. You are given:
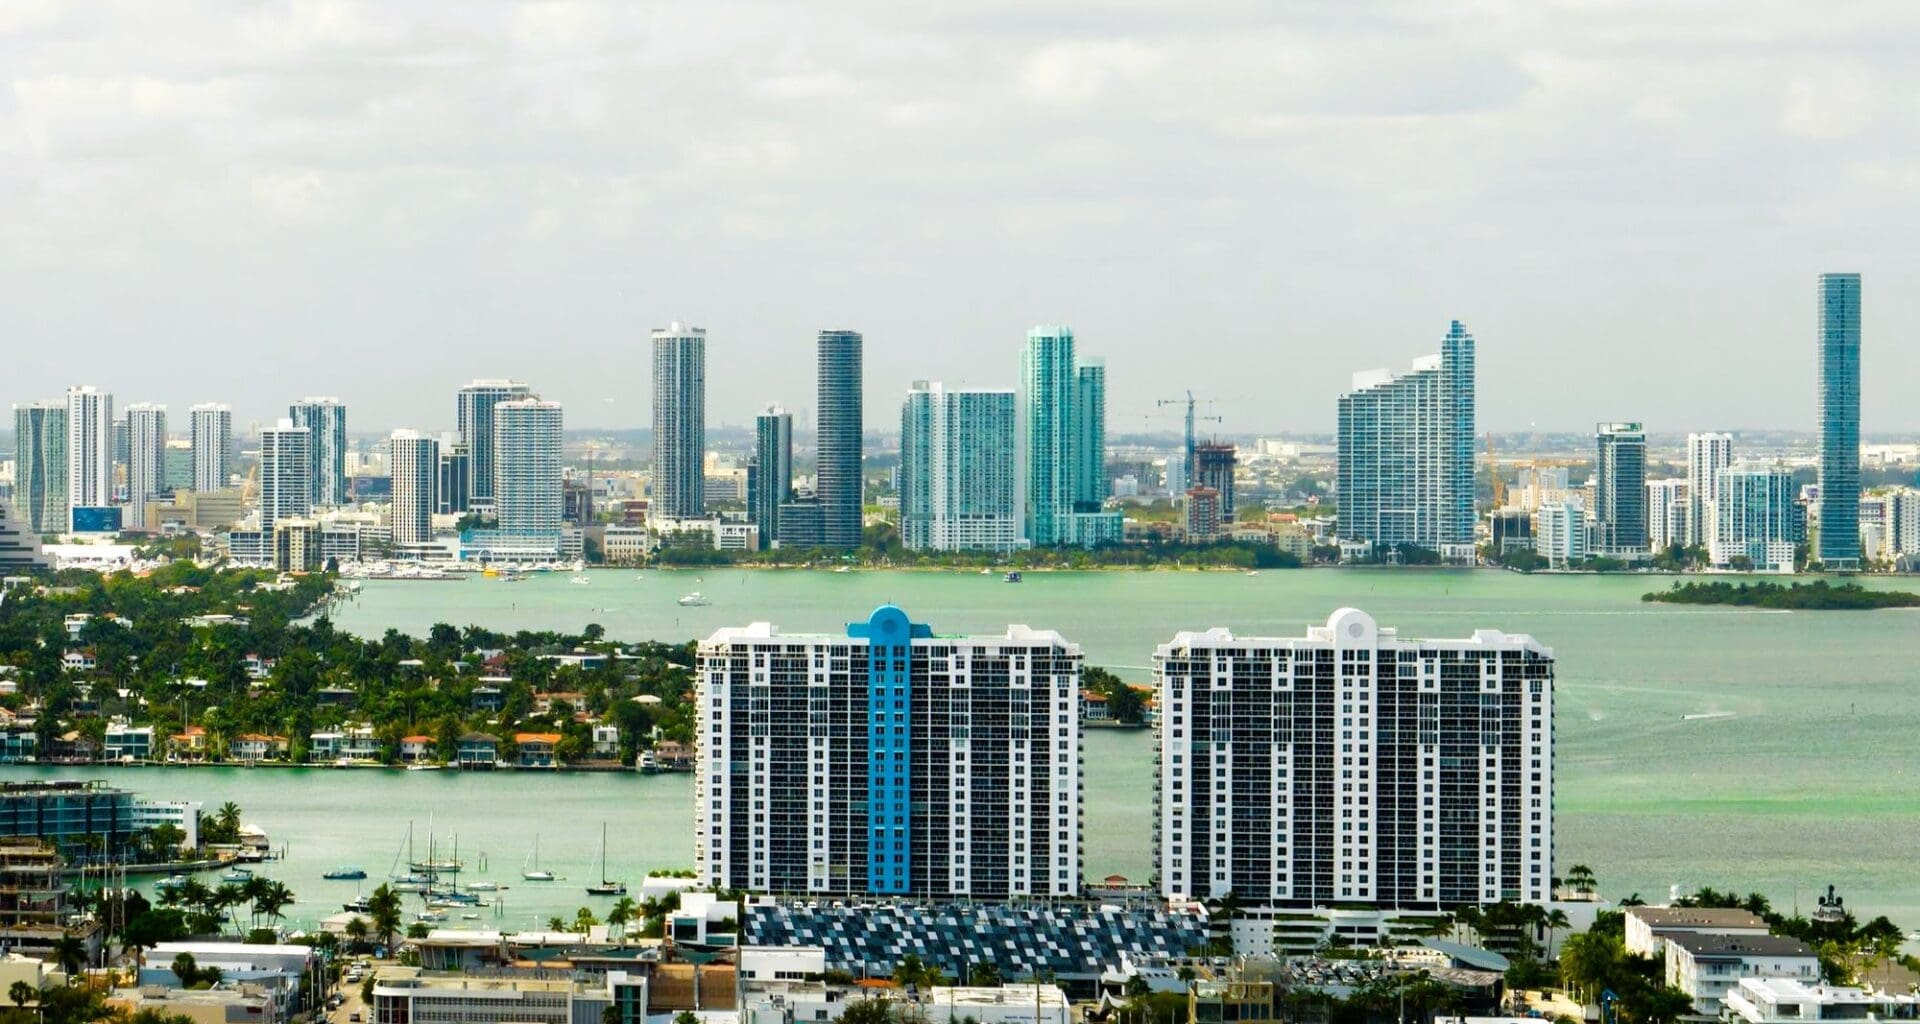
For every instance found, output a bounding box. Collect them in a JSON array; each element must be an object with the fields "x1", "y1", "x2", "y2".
[
  {"x1": 1154, "y1": 608, "x2": 1553, "y2": 944},
  {"x1": 1816, "y1": 273, "x2": 1861, "y2": 568},
  {"x1": 1192, "y1": 443, "x2": 1237, "y2": 523},
  {"x1": 1184, "y1": 486, "x2": 1222, "y2": 541},
  {"x1": 1647, "y1": 479, "x2": 1688, "y2": 554},
  {"x1": 1335, "y1": 322, "x2": 1476, "y2": 552},
  {"x1": 751, "y1": 405, "x2": 793, "y2": 549},
  {"x1": 696, "y1": 604, "x2": 1082, "y2": 899},
  {"x1": 899, "y1": 382, "x2": 1018, "y2": 552},
  {"x1": 1685, "y1": 433, "x2": 1734, "y2": 548},
  {"x1": 124, "y1": 403, "x2": 168, "y2": 521},
  {"x1": 257, "y1": 420, "x2": 313, "y2": 532},
  {"x1": 388, "y1": 430, "x2": 439, "y2": 548},
  {"x1": 650, "y1": 324, "x2": 706, "y2": 521},
  {"x1": 436, "y1": 436, "x2": 470, "y2": 515},
  {"x1": 494, "y1": 398, "x2": 564, "y2": 537},
  {"x1": 12, "y1": 403, "x2": 68, "y2": 536},
  {"x1": 816, "y1": 329, "x2": 864, "y2": 548},
  {"x1": 1535, "y1": 498, "x2": 1587, "y2": 568},
  {"x1": 189, "y1": 404, "x2": 233, "y2": 493},
  {"x1": 65, "y1": 386, "x2": 113, "y2": 531},
  {"x1": 1712, "y1": 464, "x2": 1802, "y2": 572},
  {"x1": 289, "y1": 398, "x2": 348, "y2": 508},
  {"x1": 457, "y1": 379, "x2": 532, "y2": 510},
  {"x1": 1019, "y1": 325, "x2": 1122, "y2": 547},
  {"x1": 1593, "y1": 422, "x2": 1648, "y2": 555},
  {"x1": 1075, "y1": 357, "x2": 1106, "y2": 509}
]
